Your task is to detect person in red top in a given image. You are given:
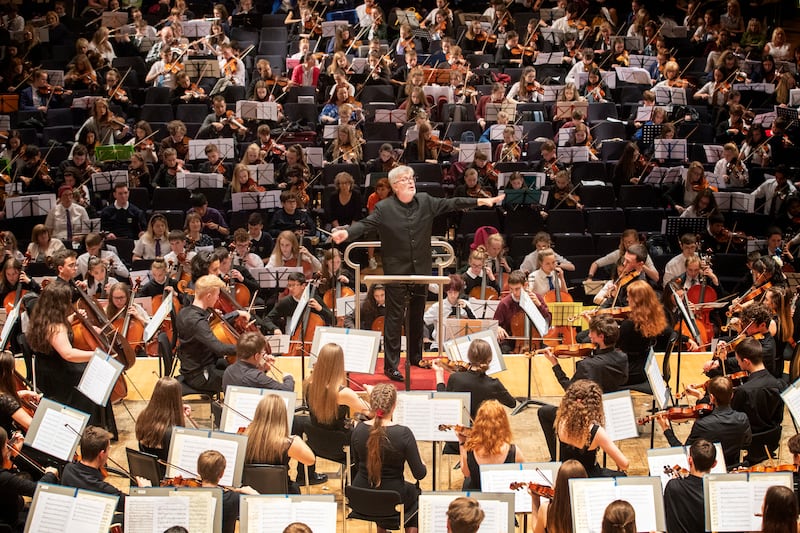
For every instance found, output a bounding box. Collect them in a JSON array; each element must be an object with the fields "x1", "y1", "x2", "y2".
[
  {"x1": 494, "y1": 270, "x2": 551, "y2": 353},
  {"x1": 291, "y1": 53, "x2": 320, "y2": 88}
]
